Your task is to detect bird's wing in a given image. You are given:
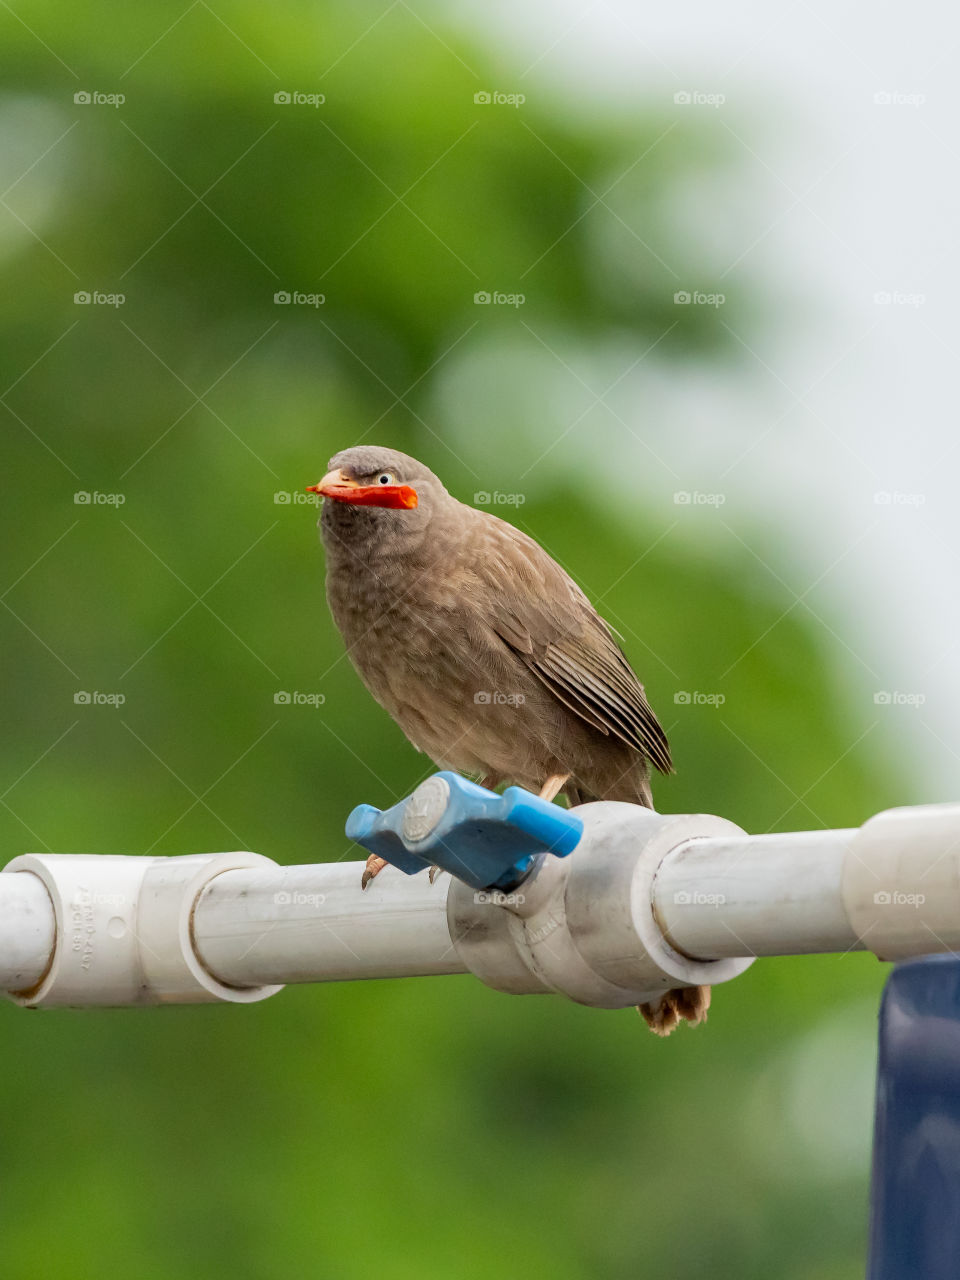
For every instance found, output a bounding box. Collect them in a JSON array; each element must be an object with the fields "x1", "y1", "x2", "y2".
[{"x1": 470, "y1": 512, "x2": 673, "y2": 774}]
